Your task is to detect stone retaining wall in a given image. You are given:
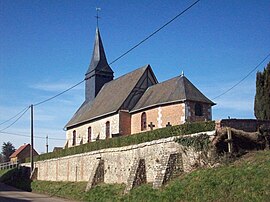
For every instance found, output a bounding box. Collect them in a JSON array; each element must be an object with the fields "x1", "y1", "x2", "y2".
[{"x1": 23, "y1": 131, "x2": 215, "y2": 185}]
